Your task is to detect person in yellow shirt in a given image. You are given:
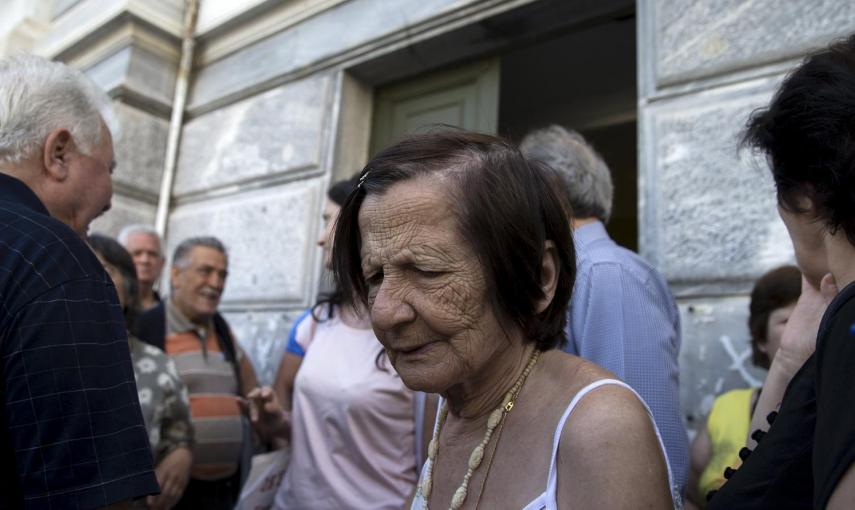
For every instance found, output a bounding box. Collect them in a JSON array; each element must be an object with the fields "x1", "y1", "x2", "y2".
[{"x1": 686, "y1": 265, "x2": 801, "y2": 509}]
